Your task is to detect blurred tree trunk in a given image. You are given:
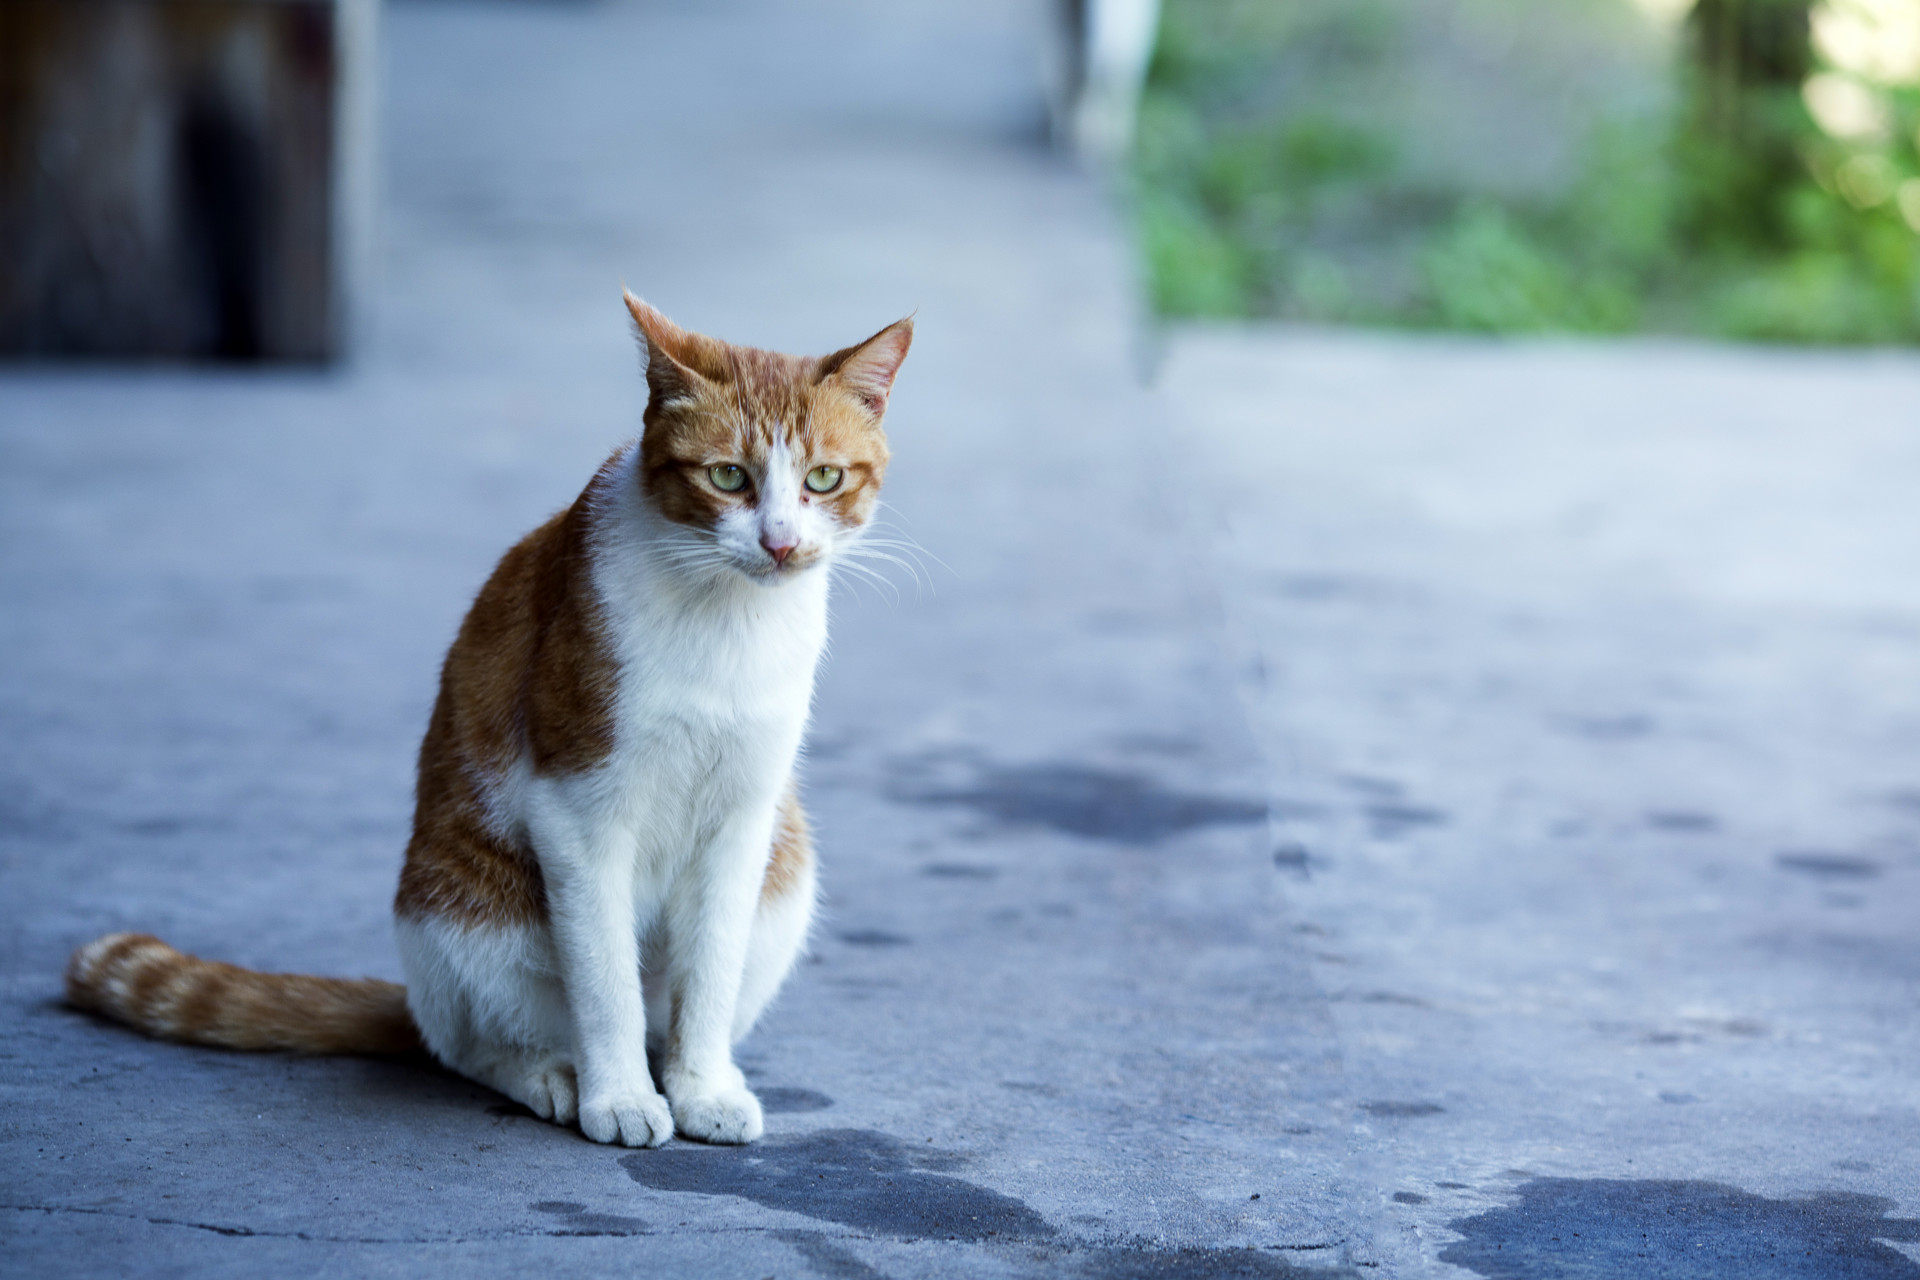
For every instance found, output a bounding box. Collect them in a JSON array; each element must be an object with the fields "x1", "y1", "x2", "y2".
[{"x1": 1680, "y1": 0, "x2": 1815, "y2": 249}]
